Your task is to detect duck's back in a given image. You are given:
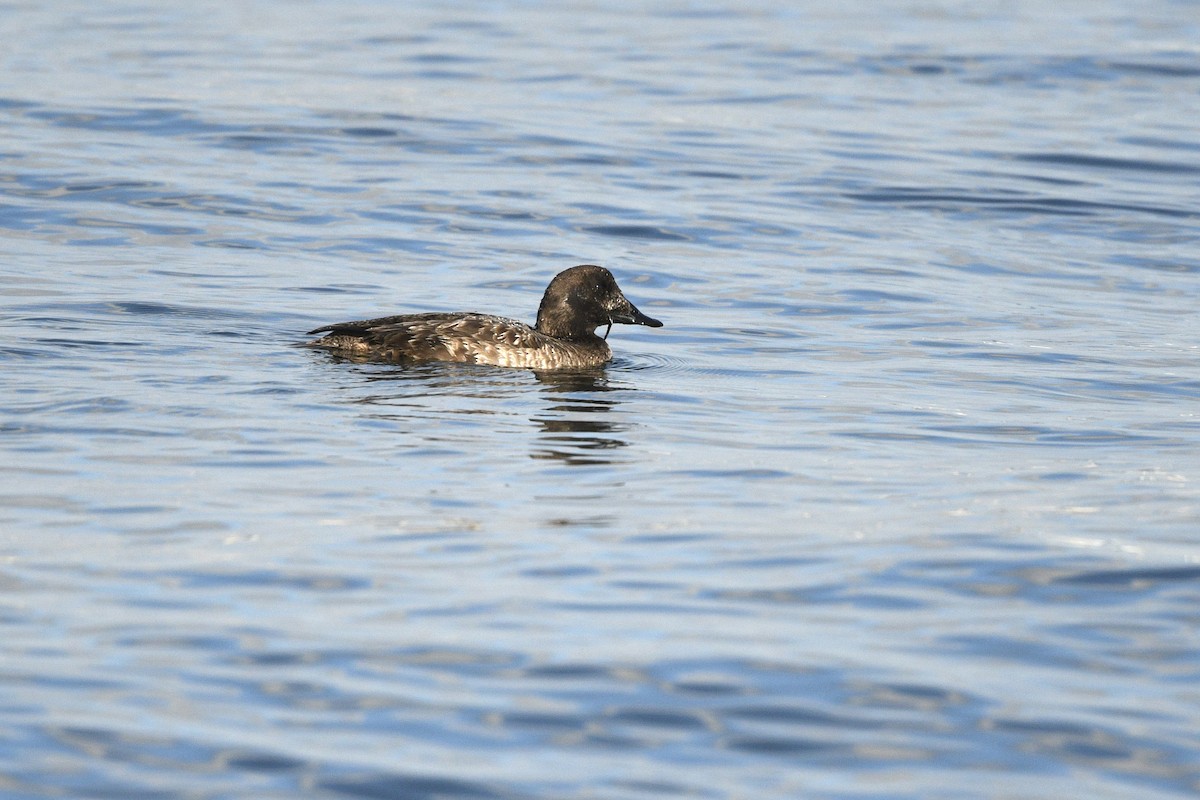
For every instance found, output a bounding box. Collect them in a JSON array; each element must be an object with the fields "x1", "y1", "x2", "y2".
[{"x1": 307, "y1": 312, "x2": 611, "y2": 369}]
